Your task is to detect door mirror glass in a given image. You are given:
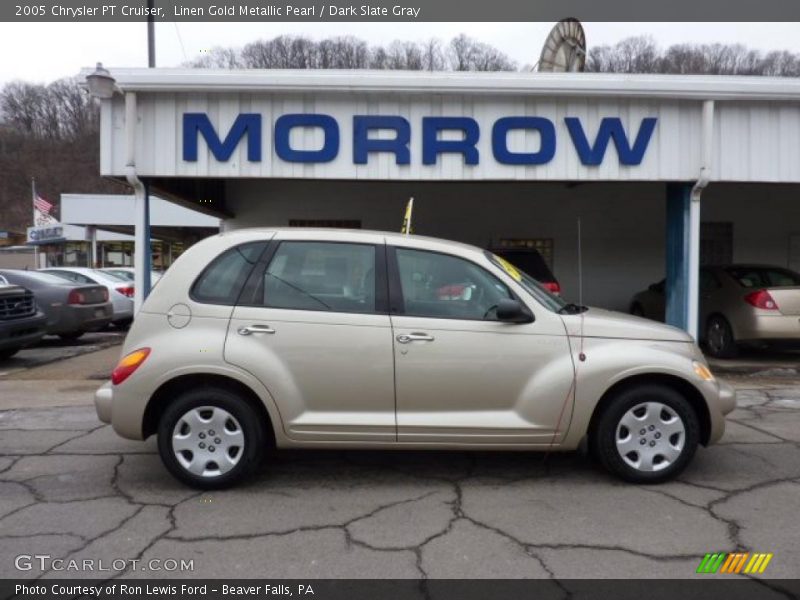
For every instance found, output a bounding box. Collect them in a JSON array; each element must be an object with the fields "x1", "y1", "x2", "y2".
[{"x1": 495, "y1": 298, "x2": 532, "y2": 323}]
